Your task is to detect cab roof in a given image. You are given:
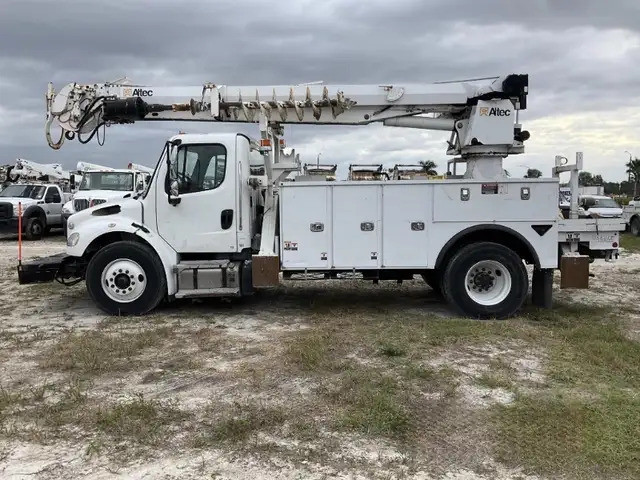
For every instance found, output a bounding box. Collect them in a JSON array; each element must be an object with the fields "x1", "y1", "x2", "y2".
[{"x1": 168, "y1": 133, "x2": 254, "y2": 145}]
